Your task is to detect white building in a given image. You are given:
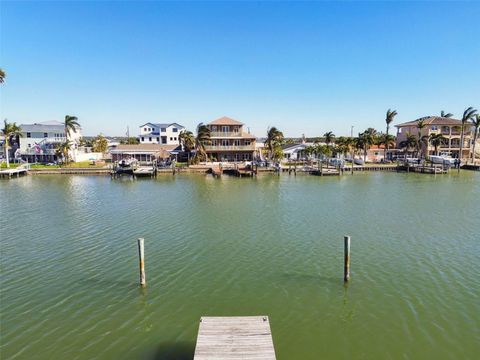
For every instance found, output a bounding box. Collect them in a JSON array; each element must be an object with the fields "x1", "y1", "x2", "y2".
[
  {"x1": 17, "y1": 121, "x2": 81, "y2": 163},
  {"x1": 138, "y1": 122, "x2": 185, "y2": 145}
]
